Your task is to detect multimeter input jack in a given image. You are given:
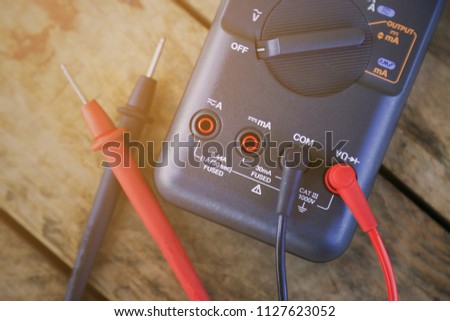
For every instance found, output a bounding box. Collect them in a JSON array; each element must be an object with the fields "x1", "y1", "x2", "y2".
[
  {"x1": 191, "y1": 110, "x2": 221, "y2": 139},
  {"x1": 237, "y1": 129, "x2": 264, "y2": 155}
]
